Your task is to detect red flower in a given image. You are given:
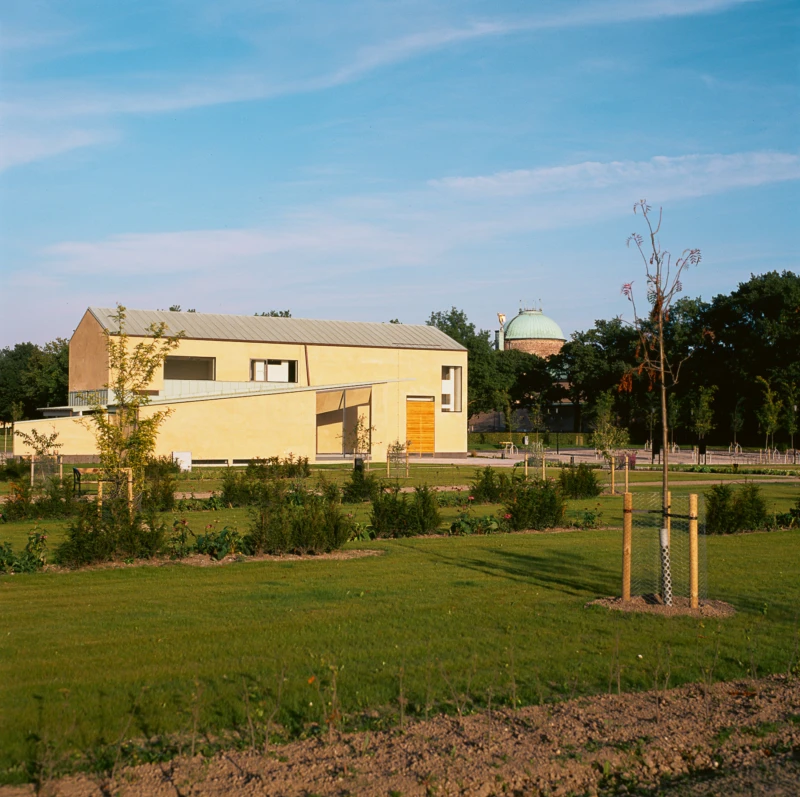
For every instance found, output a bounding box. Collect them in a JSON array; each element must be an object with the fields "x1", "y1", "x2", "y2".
[
  {"x1": 468, "y1": 495, "x2": 475, "y2": 501},
  {"x1": 504, "y1": 513, "x2": 512, "y2": 520}
]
